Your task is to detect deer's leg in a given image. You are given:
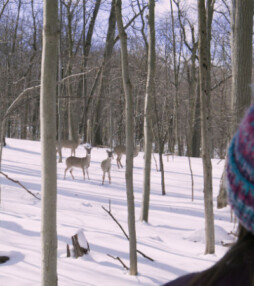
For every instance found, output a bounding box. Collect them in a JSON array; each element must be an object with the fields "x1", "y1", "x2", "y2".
[
  {"x1": 70, "y1": 168, "x2": 75, "y2": 180},
  {"x1": 64, "y1": 167, "x2": 68, "y2": 179},
  {"x1": 86, "y1": 168, "x2": 90, "y2": 180},
  {"x1": 117, "y1": 156, "x2": 121, "y2": 169},
  {"x1": 108, "y1": 170, "x2": 111, "y2": 184},
  {"x1": 119, "y1": 155, "x2": 123, "y2": 168},
  {"x1": 82, "y1": 167, "x2": 86, "y2": 180},
  {"x1": 102, "y1": 172, "x2": 105, "y2": 185}
]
